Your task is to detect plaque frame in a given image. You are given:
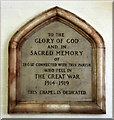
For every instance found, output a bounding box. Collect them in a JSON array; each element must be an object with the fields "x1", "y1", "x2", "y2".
[{"x1": 8, "y1": 6, "x2": 105, "y2": 114}]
